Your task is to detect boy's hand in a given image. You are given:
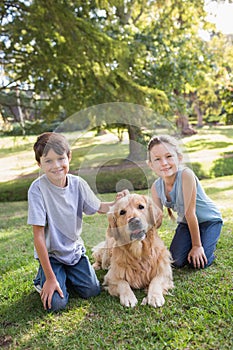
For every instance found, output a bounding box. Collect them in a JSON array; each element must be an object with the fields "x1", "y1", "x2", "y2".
[
  {"x1": 40, "y1": 279, "x2": 64, "y2": 310},
  {"x1": 116, "y1": 189, "x2": 130, "y2": 200}
]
